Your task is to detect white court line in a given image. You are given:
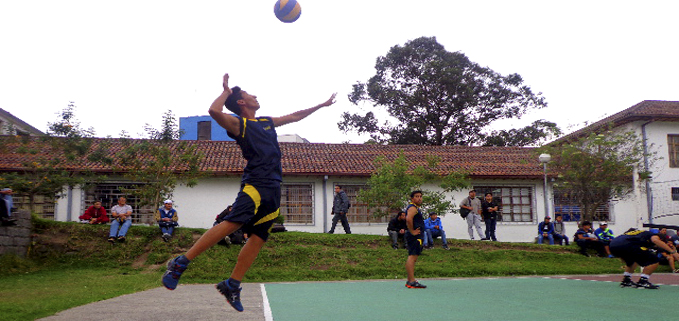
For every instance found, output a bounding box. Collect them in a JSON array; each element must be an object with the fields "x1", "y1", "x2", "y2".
[{"x1": 261, "y1": 284, "x2": 274, "y2": 321}]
